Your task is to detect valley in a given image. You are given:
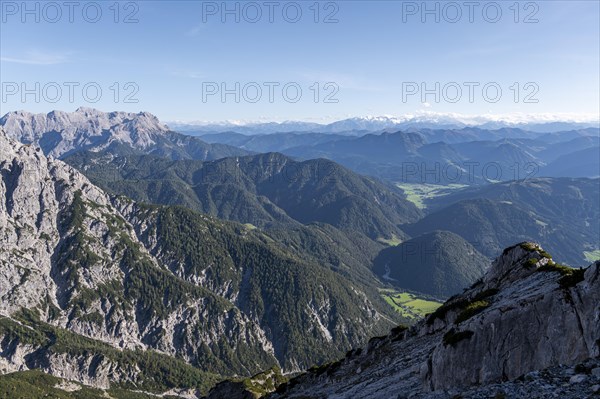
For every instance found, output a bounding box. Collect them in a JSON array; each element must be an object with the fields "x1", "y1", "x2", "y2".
[
  {"x1": 0, "y1": 109, "x2": 597, "y2": 398},
  {"x1": 394, "y1": 183, "x2": 467, "y2": 210},
  {"x1": 2, "y1": 2, "x2": 598, "y2": 397},
  {"x1": 379, "y1": 289, "x2": 442, "y2": 320}
]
